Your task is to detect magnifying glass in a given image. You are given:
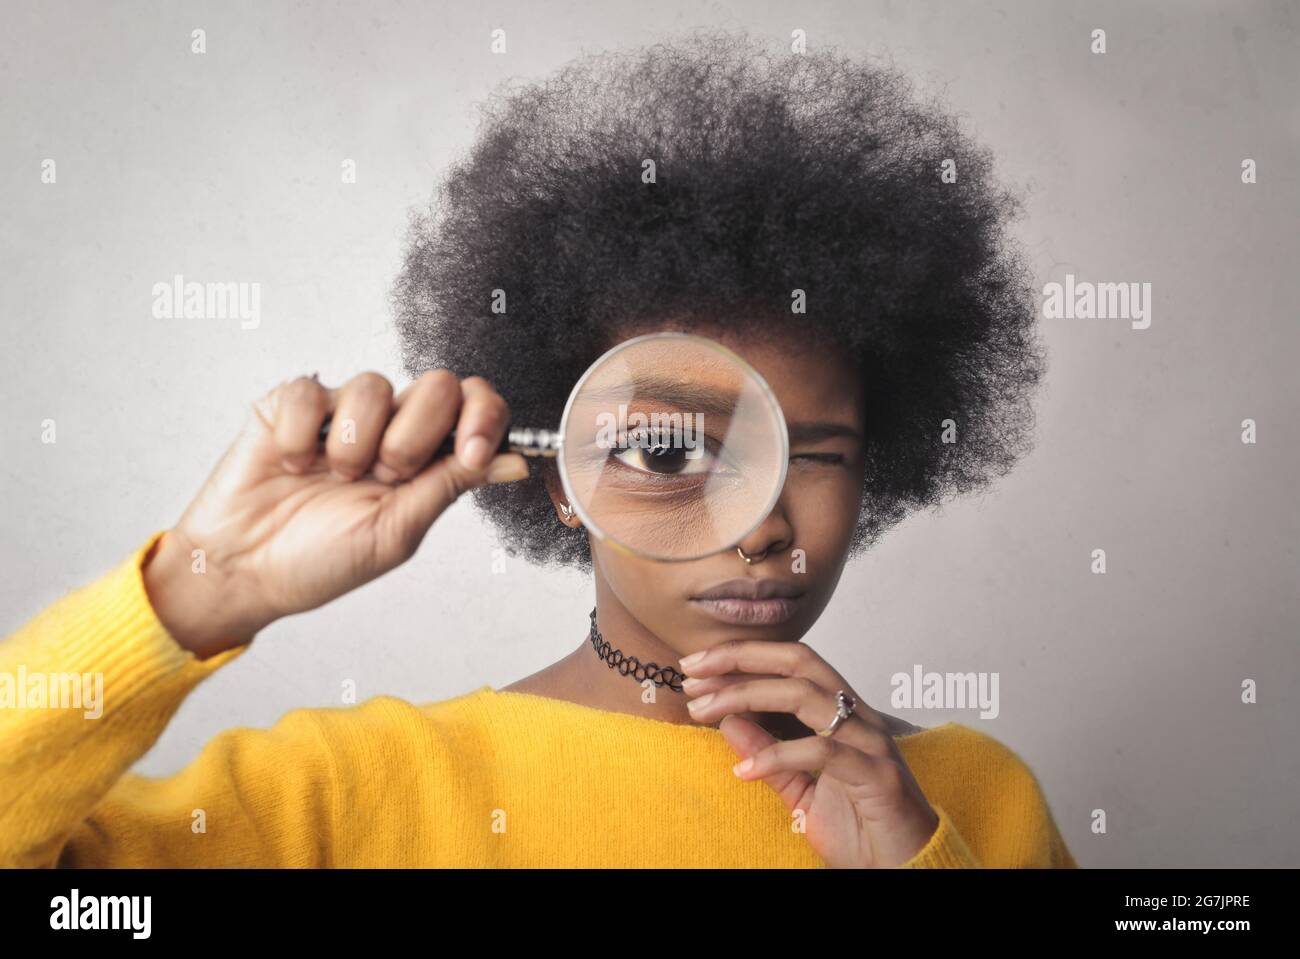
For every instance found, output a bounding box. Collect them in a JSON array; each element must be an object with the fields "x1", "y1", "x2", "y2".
[{"x1": 317, "y1": 332, "x2": 789, "y2": 562}]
